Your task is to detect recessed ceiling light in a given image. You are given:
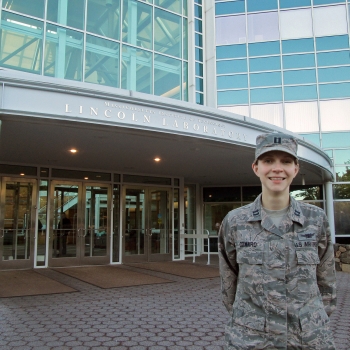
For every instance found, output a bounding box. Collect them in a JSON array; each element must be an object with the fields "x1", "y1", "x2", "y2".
[
  {"x1": 84, "y1": 177, "x2": 88, "y2": 180},
  {"x1": 154, "y1": 157, "x2": 161, "y2": 162},
  {"x1": 70, "y1": 149, "x2": 77, "y2": 153},
  {"x1": 20, "y1": 173, "x2": 25, "y2": 176}
]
